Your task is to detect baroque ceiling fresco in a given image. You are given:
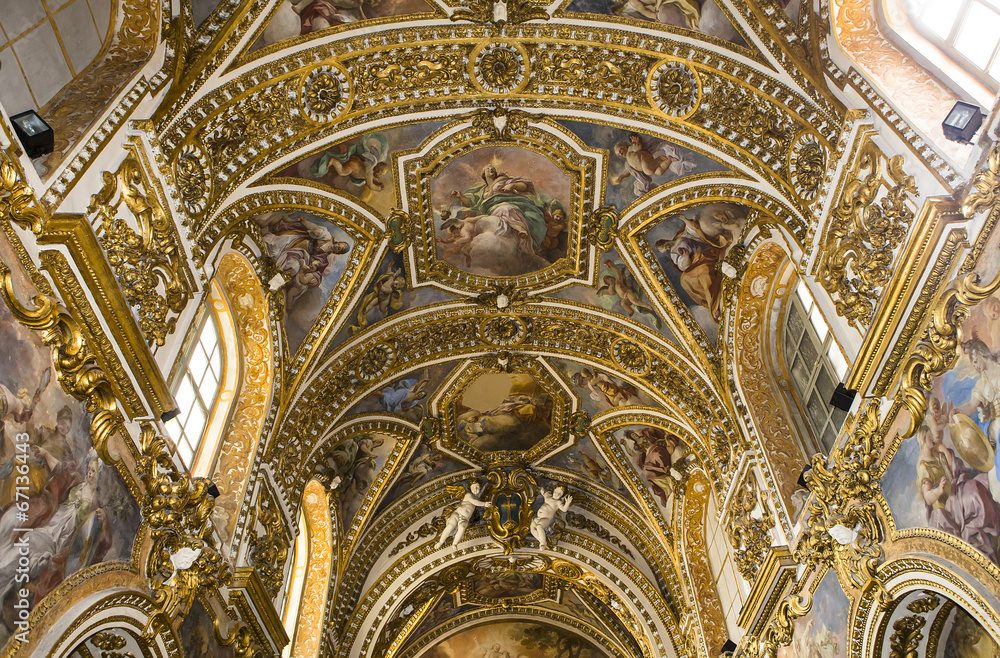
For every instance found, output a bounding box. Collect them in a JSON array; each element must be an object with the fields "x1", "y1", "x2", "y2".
[{"x1": 2, "y1": 0, "x2": 1000, "y2": 655}]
